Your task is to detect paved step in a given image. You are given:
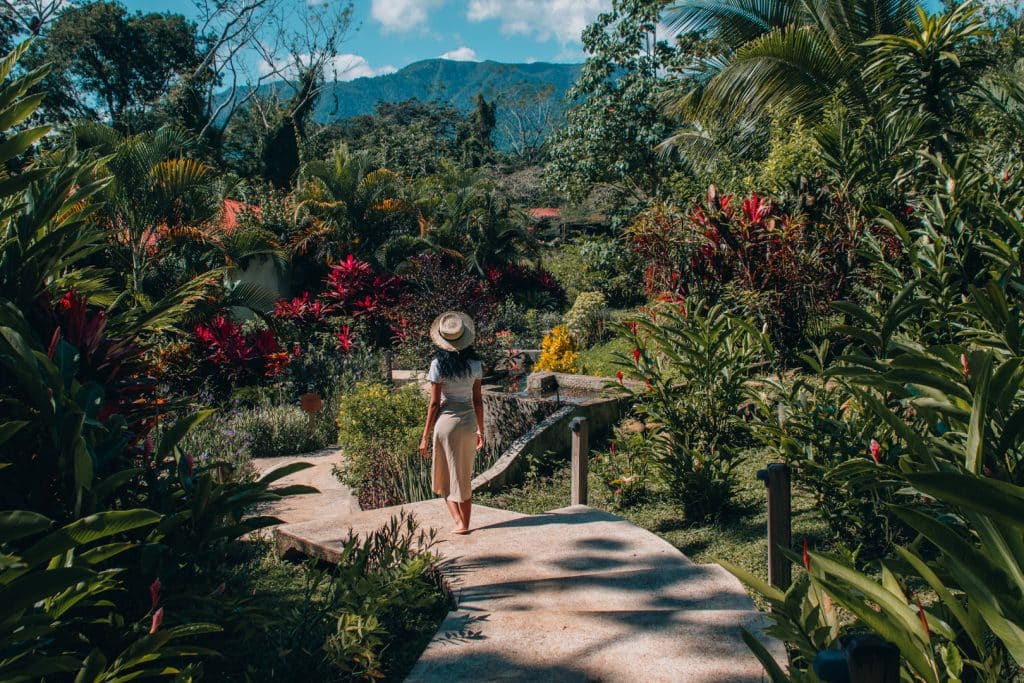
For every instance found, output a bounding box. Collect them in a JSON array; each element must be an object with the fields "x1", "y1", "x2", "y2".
[
  {"x1": 274, "y1": 499, "x2": 784, "y2": 681},
  {"x1": 410, "y1": 608, "x2": 776, "y2": 682},
  {"x1": 252, "y1": 448, "x2": 359, "y2": 526}
]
